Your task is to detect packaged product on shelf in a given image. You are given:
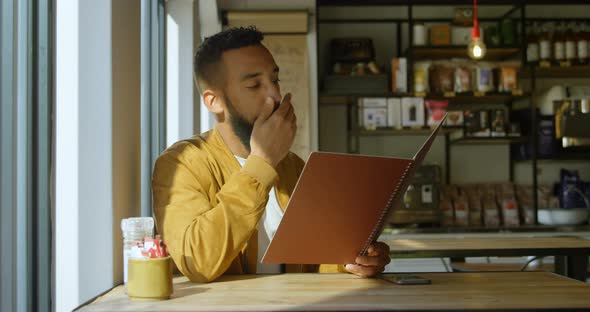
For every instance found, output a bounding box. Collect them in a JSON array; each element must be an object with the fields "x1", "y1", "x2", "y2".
[
  {"x1": 482, "y1": 193, "x2": 500, "y2": 227},
  {"x1": 464, "y1": 110, "x2": 491, "y2": 137},
  {"x1": 491, "y1": 109, "x2": 507, "y2": 137},
  {"x1": 537, "y1": 184, "x2": 553, "y2": 209},
  {"x1": 430, "y1": 24, "x2": 451, "y2": 46},
  {"x1": 425, "y1": 100, "x2": 449, "y2": 127},
  {"x1": 440, "y1": 197, "x2": 454, "y2": 226},
  {"x1": 453, "y1": 8, "x2": 473, "y2": 26},
  {"x1": 554, "y1": 22, "x2": 566, "y2": 62},
  {"x1": 454, "y1": 62, "x2": 472, "y2": 93},
  {"x1": 507, "y1": 122, "x2": 521, "y2": 137},
  {"x1": 467, "y1": 192, "x2": 483, "y2": 226},
  {"x1": 565, "y1": 22, "x2": 577, "y2": 62},
  {"x1": 473, "y1": 63, "x2": 495, "y2": 93},
  {"x1": 391, "y1": 57, "x2": 408, "y2": 93},
  {"x1": 358, "y1": 97, "x2": 388, "y2": 130},
  {"x1": 498, "y1": 65, "x2": 519, "y2": 93},
  {"x1": 413, "y1": 24, "x2": 427, "y2": 46},
  {"x1": 560, "y1": 169, "x2": 588, "y2": 209},
  {"x1": 526, "y1": 22, "x2": 540, "y2": 64},
  {"x1": 387, "y1": 97, "x2": 402, "y2": 130},
  {"x1": 444, "y1": 110, "x2": 464, "y2": 127},
  {"x1": 453, "y1": 194, "x2": 470, "y2": 226},
  {"x1": 577, "y1": 22, "x2": 589, "y2": 64},
  {"x1": 484, "y1": 25, "x2": 501, "y2": 47},
  {"x1": 496, "y1": 183, "x2": 520, "y2": 227},
  {"x1": 500, "y1": 18, "x2": 516, "y2": 46},
  {"x1": 413, "y1": 61, "x2": 431, "y2": 93},
  {"x1": 440, "y1": 185, "x2": 455, "y2": 226},
  {"x1": 452, "y1": 26, "x2": 483, "y2": 45},
  {"x1": 401, "y1": 97, "x2": 425, "y2": 128},
  {"x1": 539, "y1": 23, "x2": 553, "y2": 63},
  {"x1": 515, "y1": 184, "x2": 535, "y2": 225},
  {"x1": 429, "y1": 62, "x2": 455, "y2": 93}
]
